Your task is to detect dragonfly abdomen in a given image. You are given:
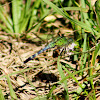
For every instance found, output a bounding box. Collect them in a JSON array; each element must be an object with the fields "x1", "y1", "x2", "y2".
[
  {"x1": 23, "y1": 36, "x2": 73, "y2": 64},
  {"x1": 24, "y1": 45, "x2": 50, "y2": 63}
]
